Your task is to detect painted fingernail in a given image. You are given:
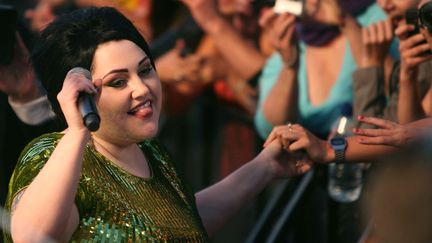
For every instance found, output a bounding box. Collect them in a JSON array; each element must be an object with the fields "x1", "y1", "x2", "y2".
[
  {"x1": 353, "y1": 128, "x2": 360, "y2": 133},
  {"x1": 358, "y1": 115, "x2": 364, "y2": 120}
]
